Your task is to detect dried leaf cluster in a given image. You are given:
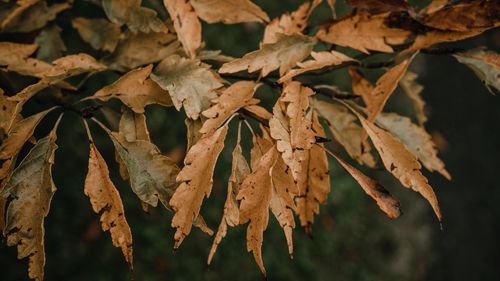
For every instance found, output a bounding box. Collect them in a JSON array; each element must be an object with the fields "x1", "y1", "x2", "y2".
[{"x1": 0, "y1": 0, "x2": 498, "y2": 279}]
